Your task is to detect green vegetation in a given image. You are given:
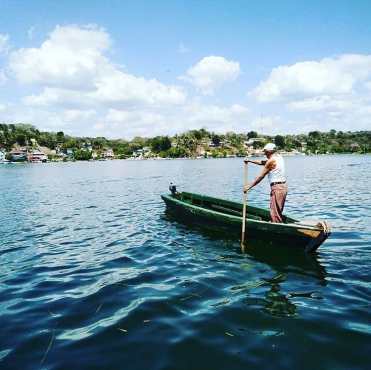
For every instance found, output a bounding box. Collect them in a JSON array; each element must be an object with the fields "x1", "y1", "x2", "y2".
[
  {"x1": 73, "y1": 149, "x2": 92, "y2": 161},
  {"x1": 149, "y1": 136, "x2": 172, "y2": 153},
  {"x1": 0, "y1": 123, "x2": 370, "y2": 160}
]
